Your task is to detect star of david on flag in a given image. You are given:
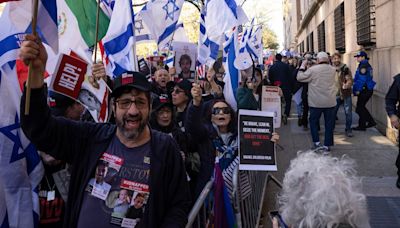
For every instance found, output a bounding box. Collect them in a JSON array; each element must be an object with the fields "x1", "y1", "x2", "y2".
[
  {"x1": 139, "y1": 0, "x2": 184, "y2": 50},
  {"x1": 162, "y1": 0, "x2": 180, "y2": 21}
]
